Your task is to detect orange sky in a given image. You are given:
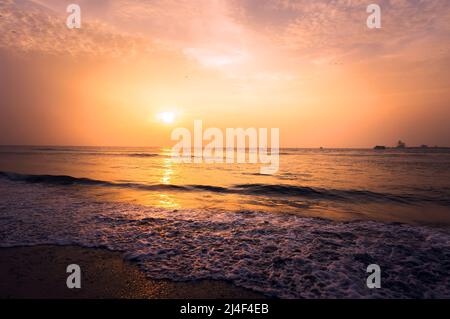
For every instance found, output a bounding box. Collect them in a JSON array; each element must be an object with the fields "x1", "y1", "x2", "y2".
[{"x1": 0, "y1": 0, "x2": 449, "y2": 147}]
